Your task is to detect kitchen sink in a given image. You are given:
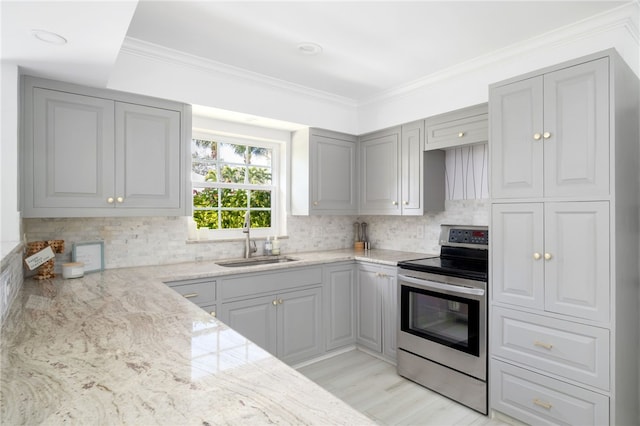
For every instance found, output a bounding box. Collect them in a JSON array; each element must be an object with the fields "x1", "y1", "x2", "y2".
[{"x1": 215, "y1": 256, "x2": 299, "y2": 268}]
